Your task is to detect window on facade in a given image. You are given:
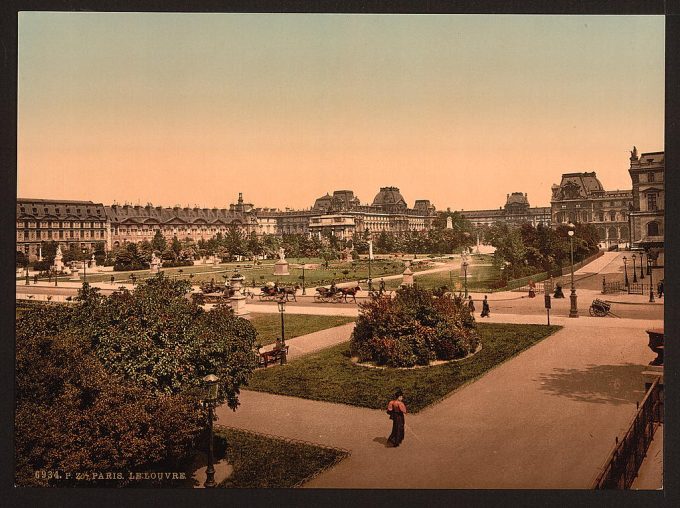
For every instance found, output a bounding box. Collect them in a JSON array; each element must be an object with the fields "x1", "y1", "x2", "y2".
[
  {"x1": 647, "y1": 193, "x2": 658, "y2": 211},
  {"x1": 647, "y1": 222, "x2": 659, "y2": 236},
  {"x1": 648, "y1": 172, "x2": 655, "y2": 183},
  {"x1": 609, "y1": 211, "x2": 616, "y2": 221}
]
